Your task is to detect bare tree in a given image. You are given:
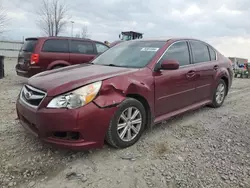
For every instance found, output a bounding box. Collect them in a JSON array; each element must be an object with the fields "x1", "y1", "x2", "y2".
[
  {"x1": 37, "y1": 0, "x2": 69, "y2": 36},
  {"x1": 75, "y1": 25, "x2": 90, "y2": 38},
  {"x1": 0, "y1": 3, "x2": 9, "y2": 34},
  {"x1": 81, "y1": 25, "x2": 90, "y2": 38}
]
